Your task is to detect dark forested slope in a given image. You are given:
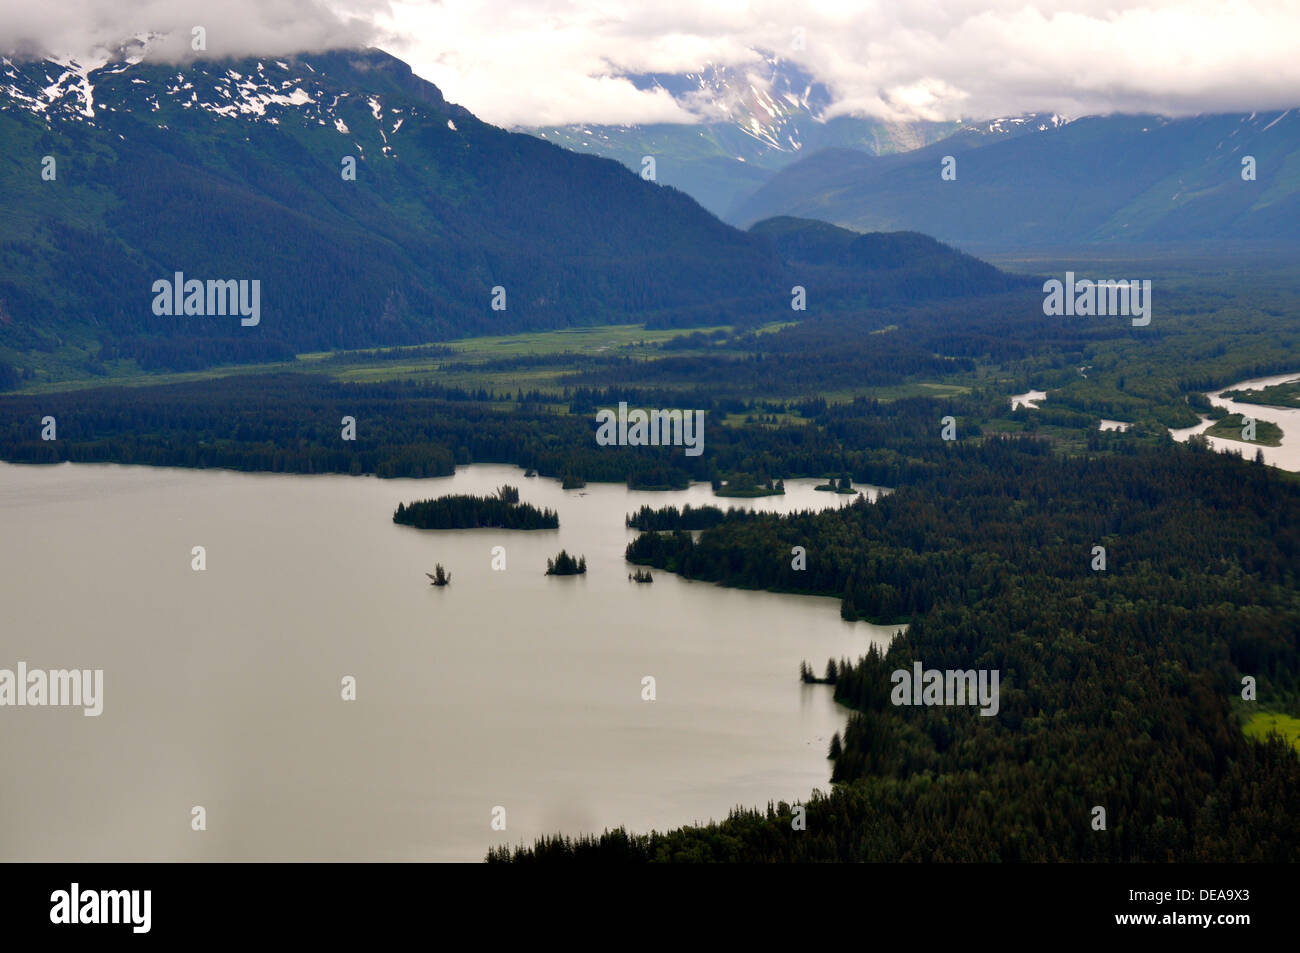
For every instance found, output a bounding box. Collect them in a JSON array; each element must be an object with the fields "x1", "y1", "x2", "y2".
[{"x1": 496, "y1": 442, "x2": 1300, "y2": 861}]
